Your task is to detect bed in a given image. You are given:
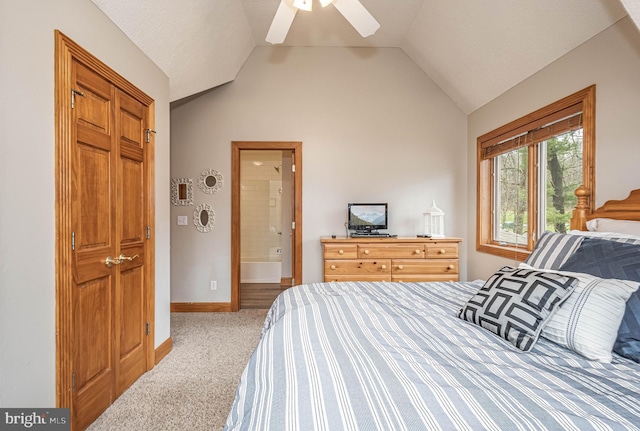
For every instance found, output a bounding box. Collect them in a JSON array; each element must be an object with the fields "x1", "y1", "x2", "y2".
[{"x1": 224, "y1": 188, "x2": 640, "y2": 431}]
